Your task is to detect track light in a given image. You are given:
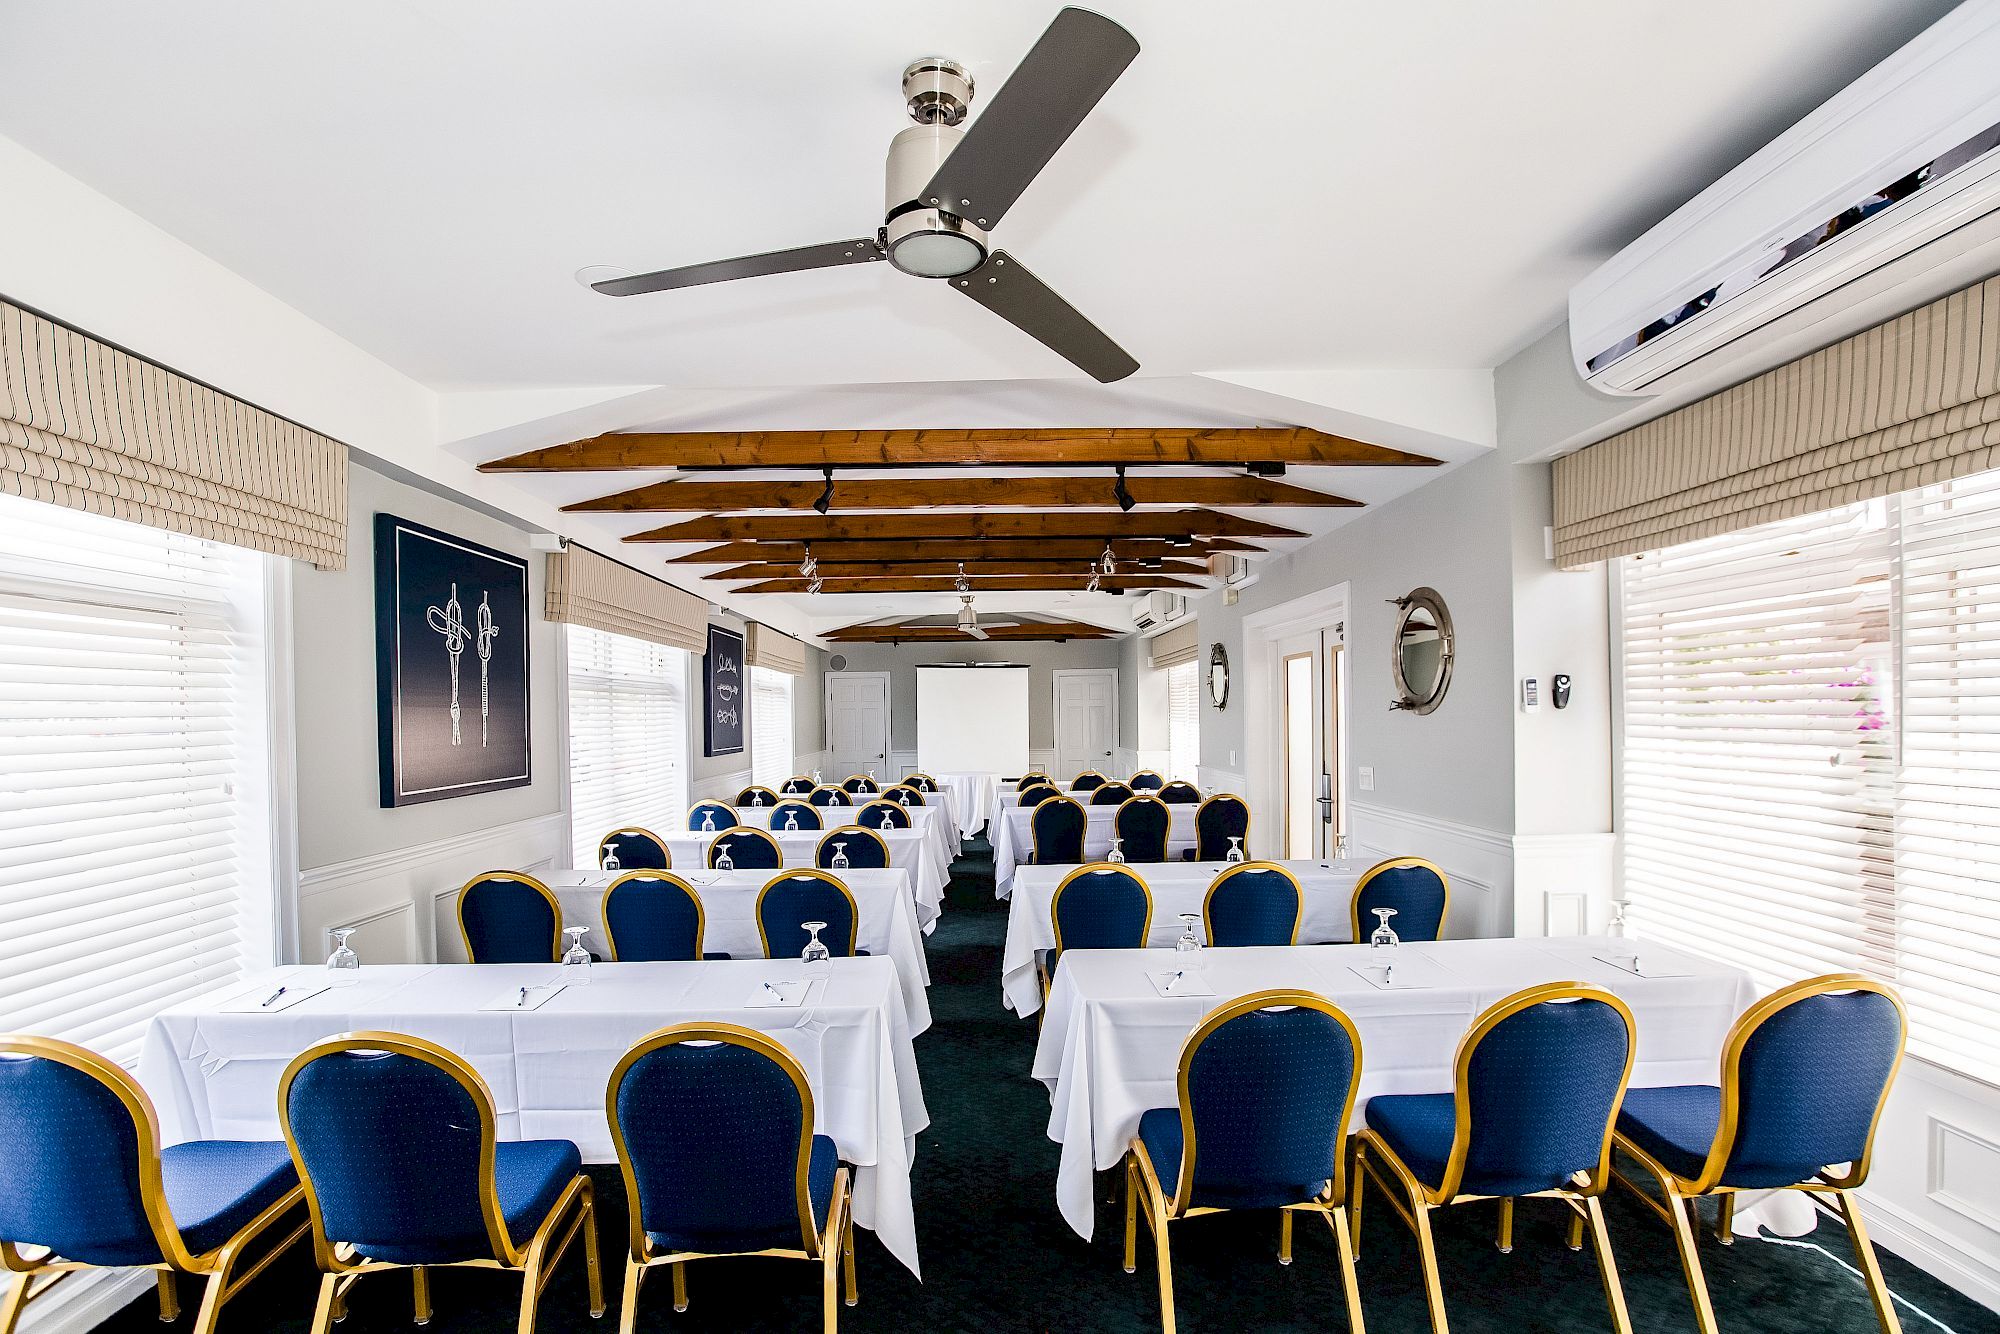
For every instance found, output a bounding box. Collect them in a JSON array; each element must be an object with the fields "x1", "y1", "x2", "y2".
[
  {"x1": 813, "y1": 467, "x2": 835, "y2": 515},
  {"x1": 954, "y1": 561, "x2": 972, "y2": 596},
  {"x1": 1099, "y1": 544, "x2": 1117, "y2": 575},
  {"x1": 799, "y1": 543, "x2": 818, "y2": 579},
  {"x1": 807, "y1": 573, "x2": 824, "y2": 594},
  {"x1": 1085, "y1": 567, "x2": 1102, "y2": 594},
  {"x1": 1112, "y1": 465, "x2": 1135, "y2": 513}
]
